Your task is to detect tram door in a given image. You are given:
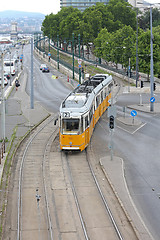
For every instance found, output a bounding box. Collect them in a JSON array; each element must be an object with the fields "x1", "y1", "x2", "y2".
[{"x1": 84, "y1": 113, "x2": 89, "y2": 146}]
